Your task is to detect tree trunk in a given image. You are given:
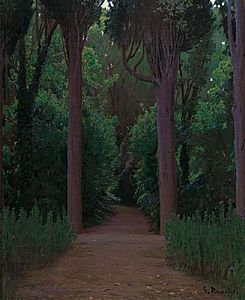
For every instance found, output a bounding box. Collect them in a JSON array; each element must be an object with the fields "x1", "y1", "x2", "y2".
[
  {"x1": 0, "y1": 45, "x2": 4, "y2": 212},
  {"x1": 67, "y1": 15, "x2": 83, "y2": 233},
  {"x1": 15, "y1": 22, "x2": 56, "y2": 211},
  {"x1": 156, "y1": 76, "x2": 178, "y2": 233},
  {"x1": 233, "y1": 1, "x2": 245, "y2": 218}
]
